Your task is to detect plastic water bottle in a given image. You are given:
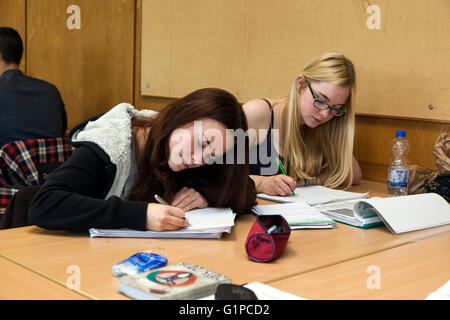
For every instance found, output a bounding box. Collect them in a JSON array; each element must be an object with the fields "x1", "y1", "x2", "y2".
[{"x1": 387, "y1": 130, "x2": 410, "y2": 197}]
